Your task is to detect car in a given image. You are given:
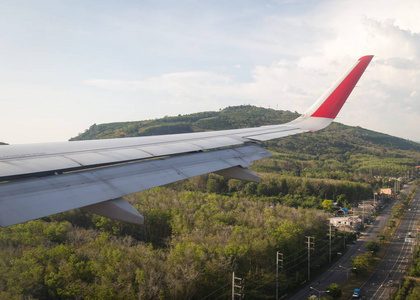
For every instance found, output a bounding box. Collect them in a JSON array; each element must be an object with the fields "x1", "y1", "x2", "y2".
[{"x1": 352, "y1": 288, "x2": 360, "y2": 298}]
